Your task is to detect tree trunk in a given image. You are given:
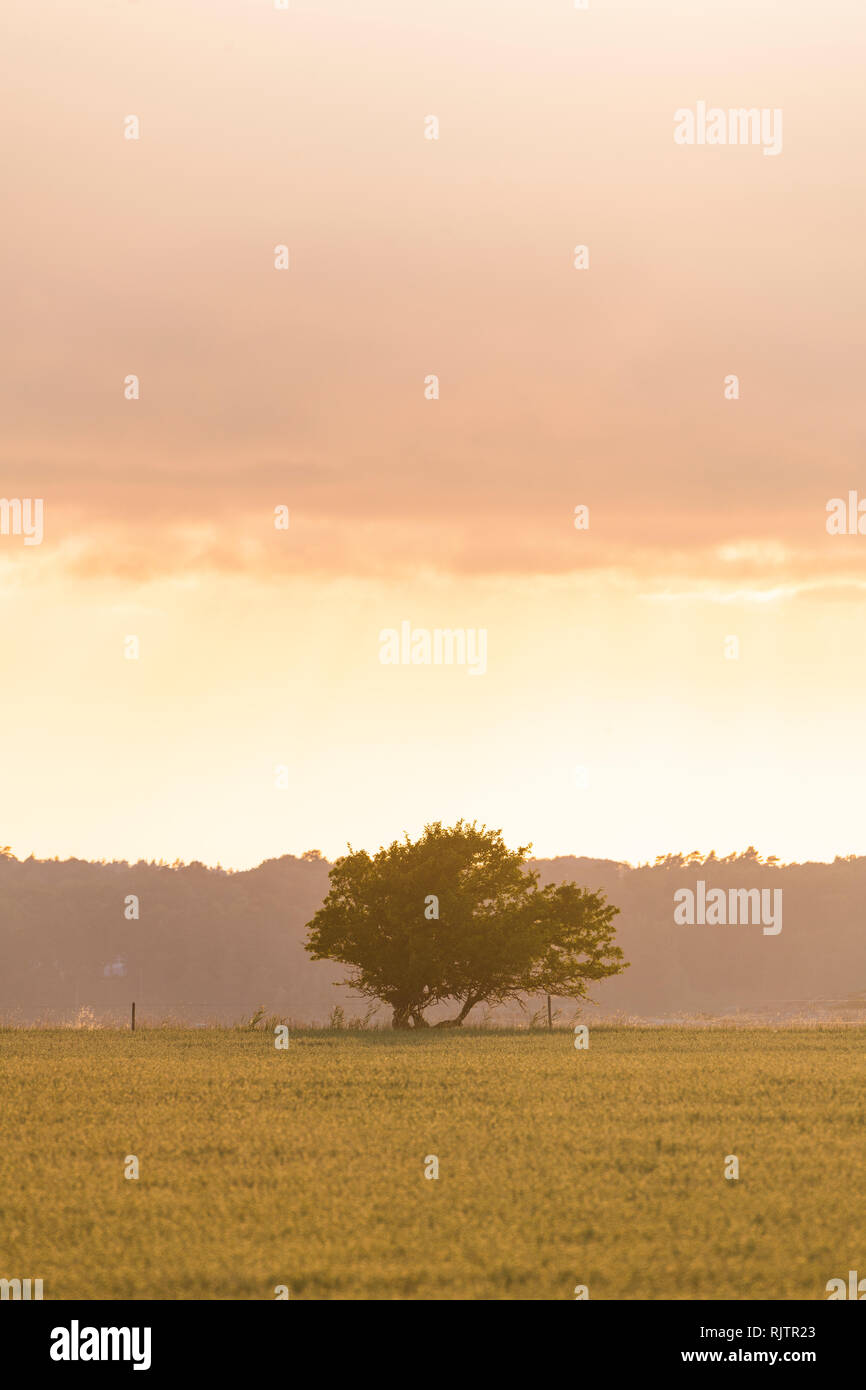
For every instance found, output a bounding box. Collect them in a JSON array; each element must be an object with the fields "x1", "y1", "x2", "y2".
[
  {"x1": 434, "y1": 995, "x2": 479, "y2": 1028},
  {"x1": 393, "y1": 1005, "x2": 431, "y2": 1028}
]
